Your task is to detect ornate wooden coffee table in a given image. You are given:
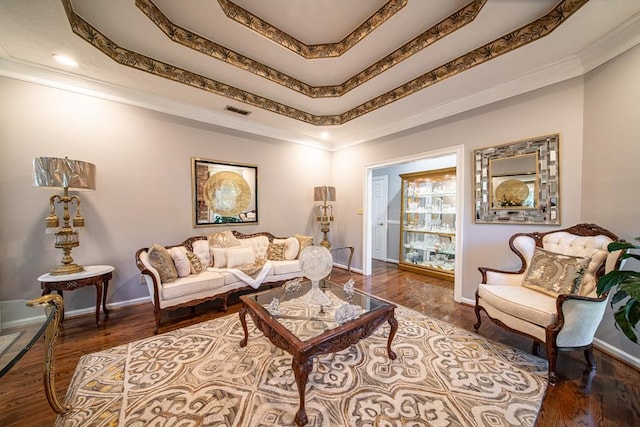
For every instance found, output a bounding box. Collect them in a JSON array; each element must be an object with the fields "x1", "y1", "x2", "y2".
[{"x1": 239, "y1": 279, "x2": 397, "y2": 426}]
